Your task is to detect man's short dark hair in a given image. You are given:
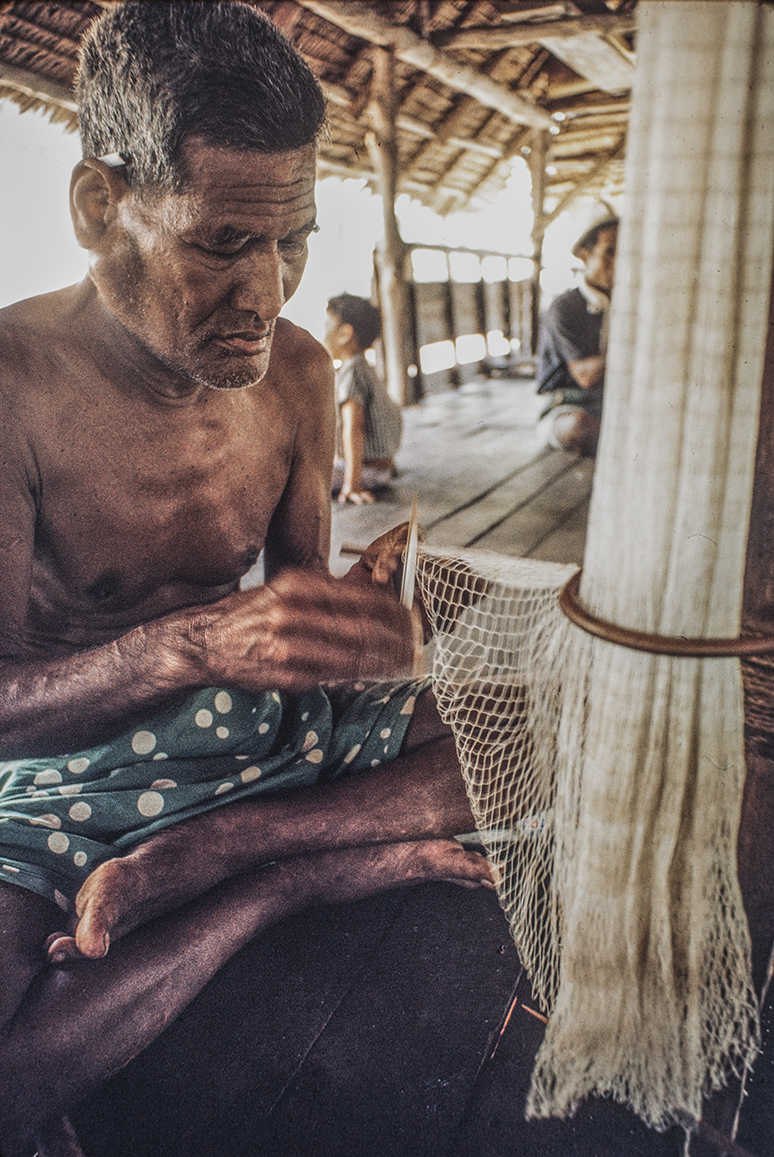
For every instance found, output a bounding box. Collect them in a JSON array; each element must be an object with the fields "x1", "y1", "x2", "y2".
[
  {"x1": 327, "y1": 294, "x2": 381, "y2": 350},
  {"x1": 77, "y1": 1, "x2": 326, "y2": 191}
]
